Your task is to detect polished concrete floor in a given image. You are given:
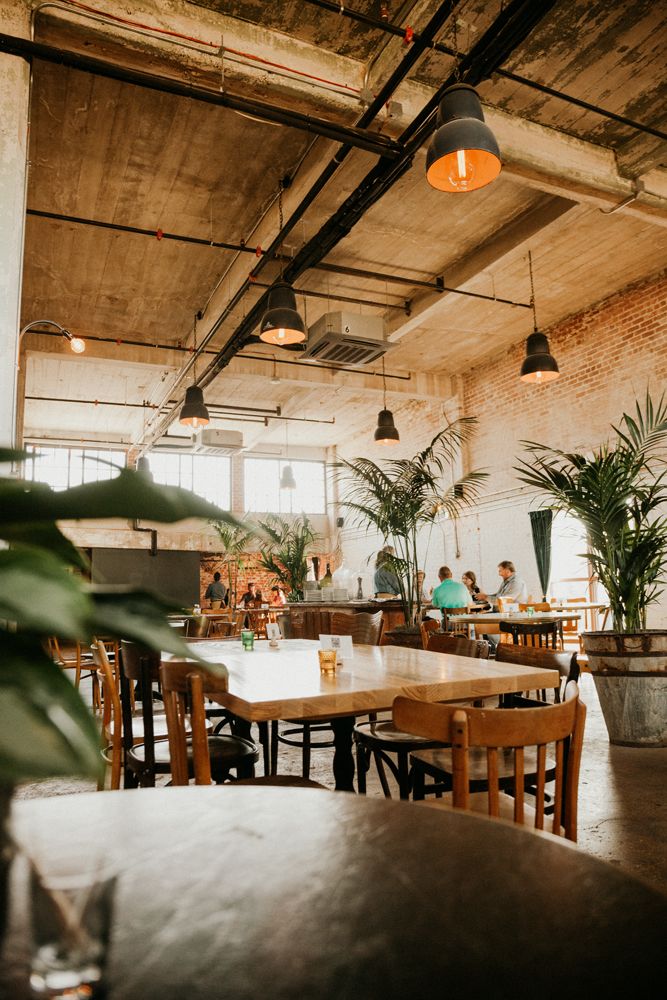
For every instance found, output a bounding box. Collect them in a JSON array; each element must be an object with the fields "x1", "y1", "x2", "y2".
[{"x1": 16, "y1": 674, "x2": 667, "y2": 895}]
